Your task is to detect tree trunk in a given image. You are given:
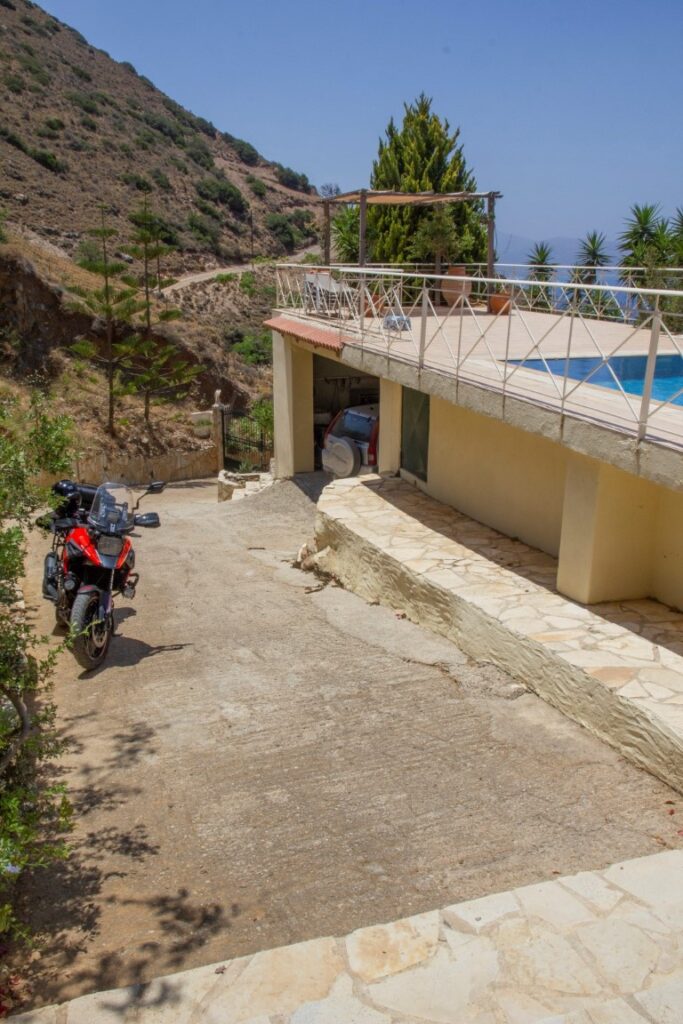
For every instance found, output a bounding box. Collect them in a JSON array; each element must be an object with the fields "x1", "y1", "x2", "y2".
[
  {"x1": 106, "y1": 319, "x2": 115, "y2": 436},
  {"x1": 144, "y1": 390, "x2": 150, "y2": 423}
]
